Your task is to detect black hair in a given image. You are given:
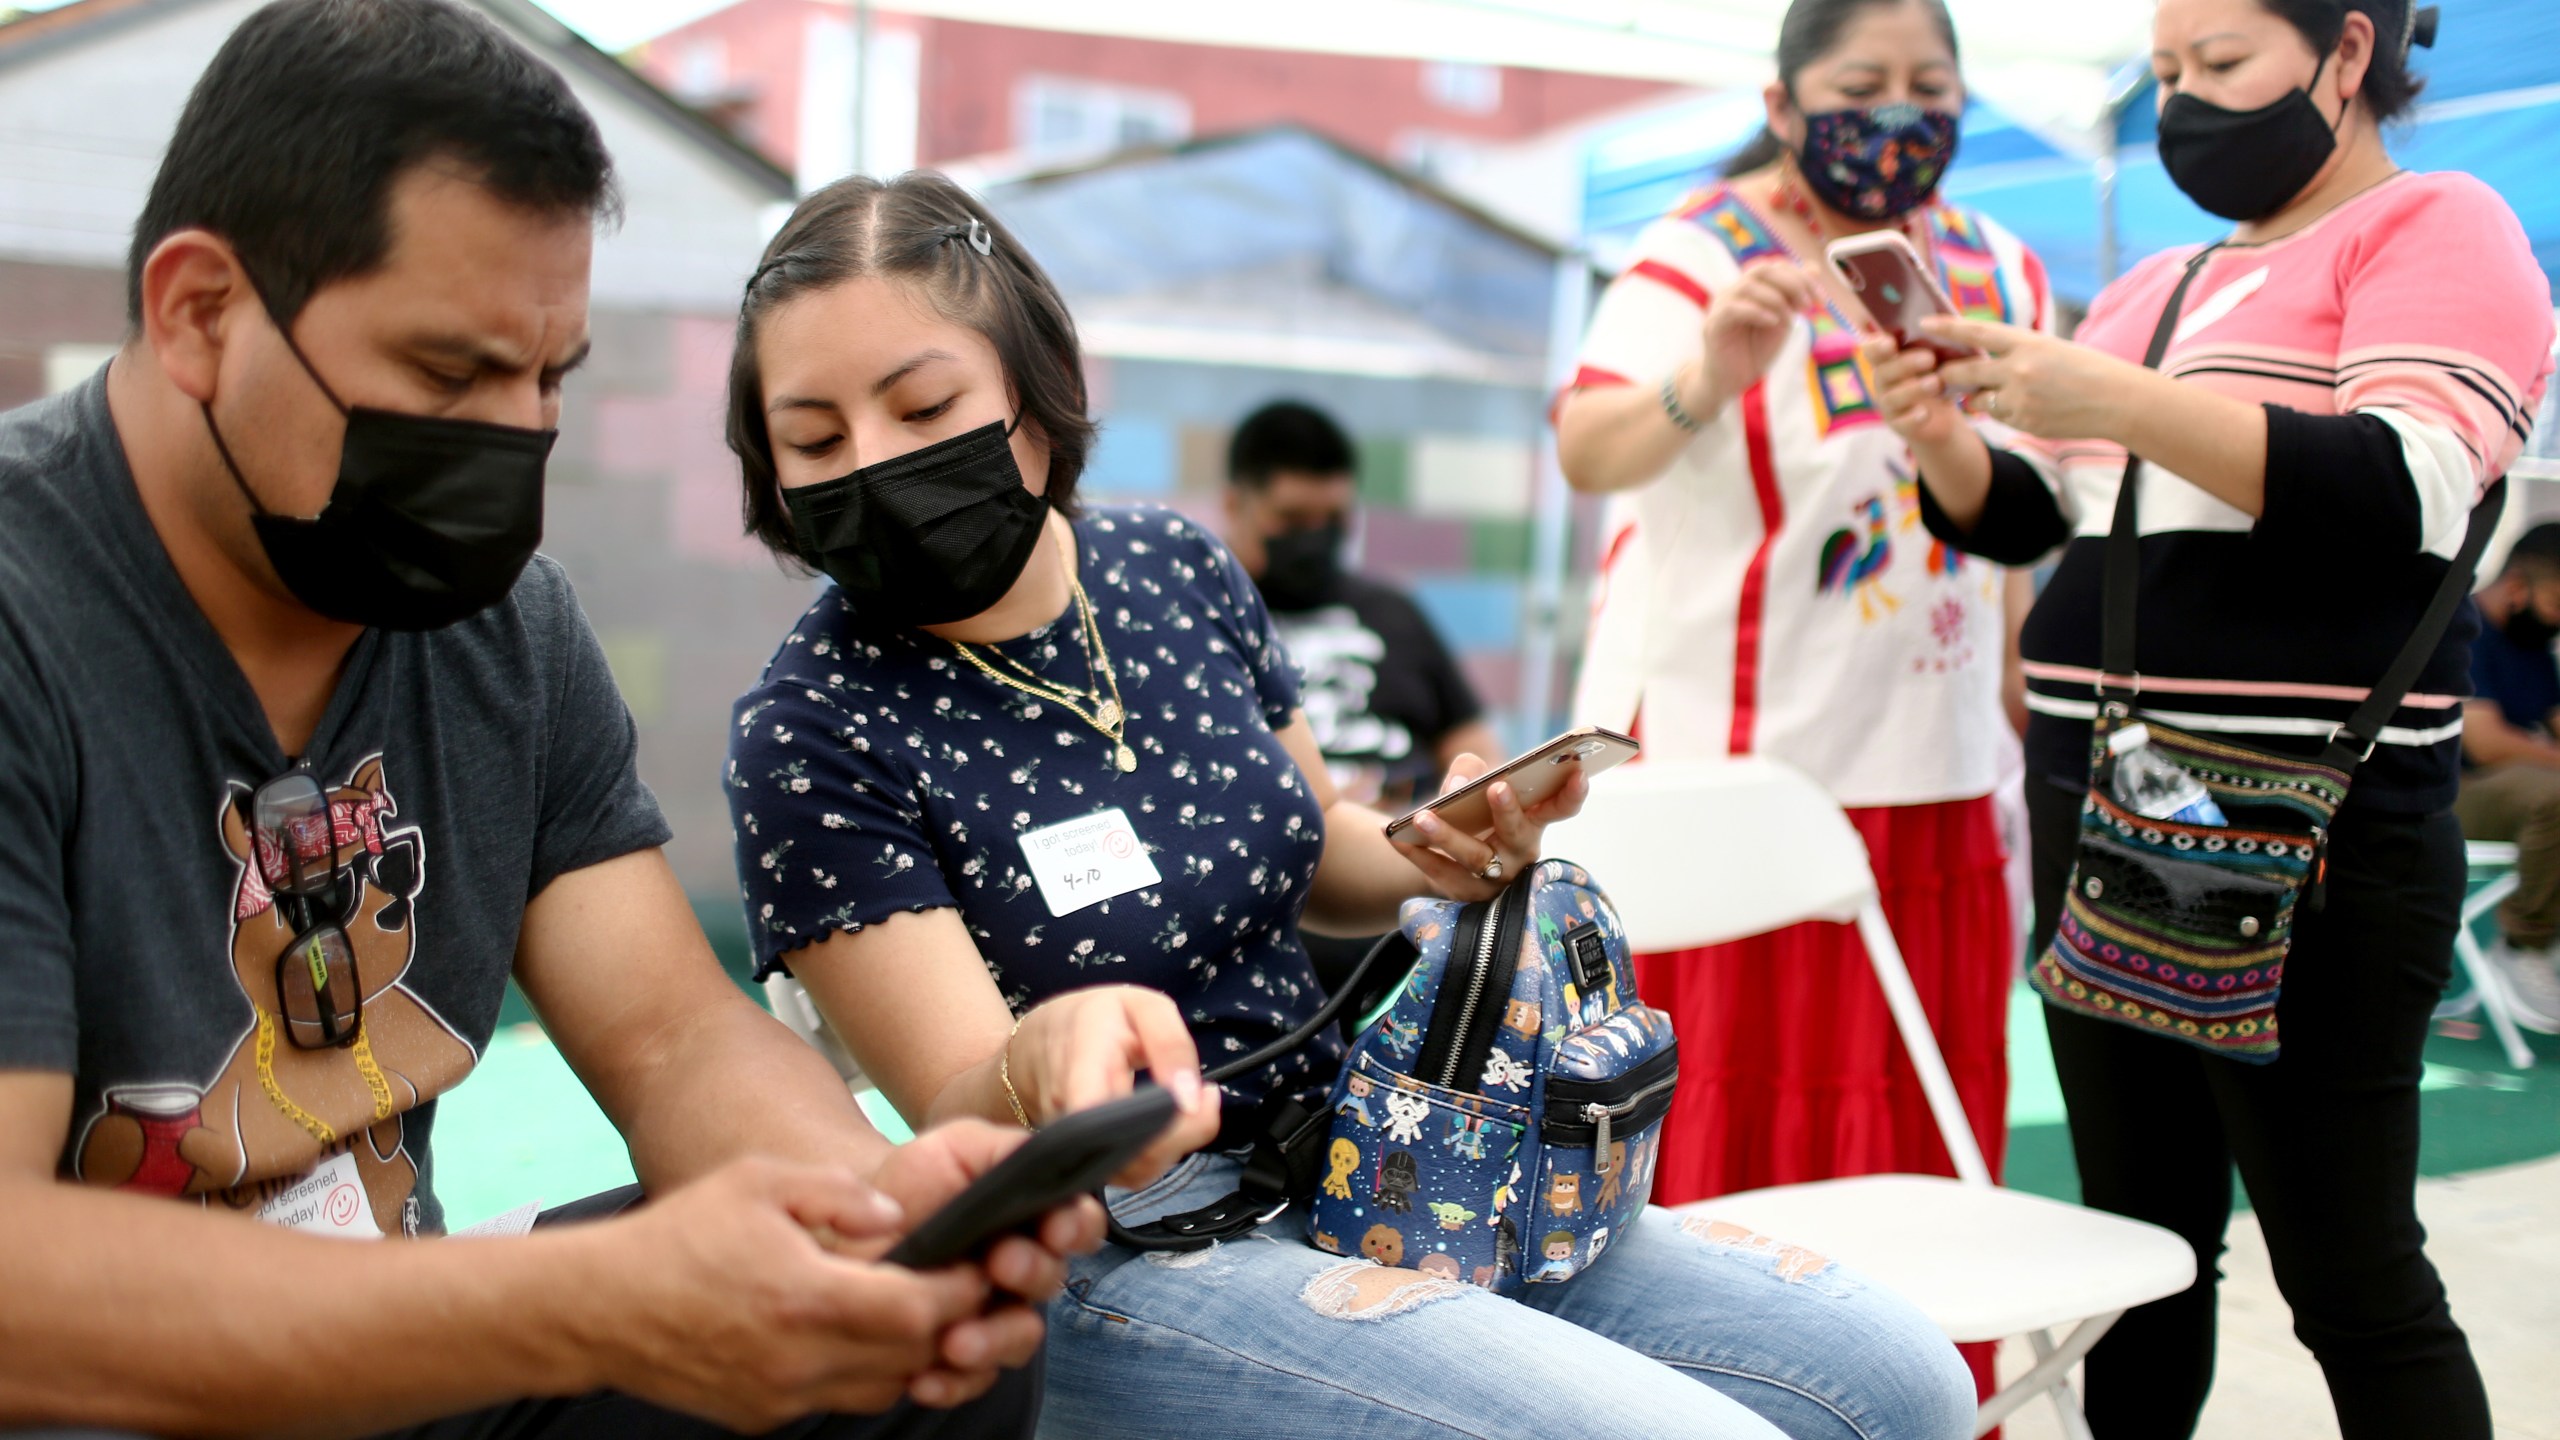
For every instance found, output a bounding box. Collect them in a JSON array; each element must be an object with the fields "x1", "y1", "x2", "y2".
[
  {"x1": 2502, "y1": 523, "x2": 2560, "y2": 583},
  {"x1": 1227, "y1": 400, "x2": 1356, "y2": 488},
  {"x1": 2253, "y1": 0, "x2": 2434, "y2": 124},
  {"x1": 731, "y1": 172, "x2": 1097, "y2": 561},
  {"x1": 1721, "y1": 0, "x2": 1961, "y2": 177},
  {"x1": 126, "y1": 0, "x2": 618, "y2": 328}
]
